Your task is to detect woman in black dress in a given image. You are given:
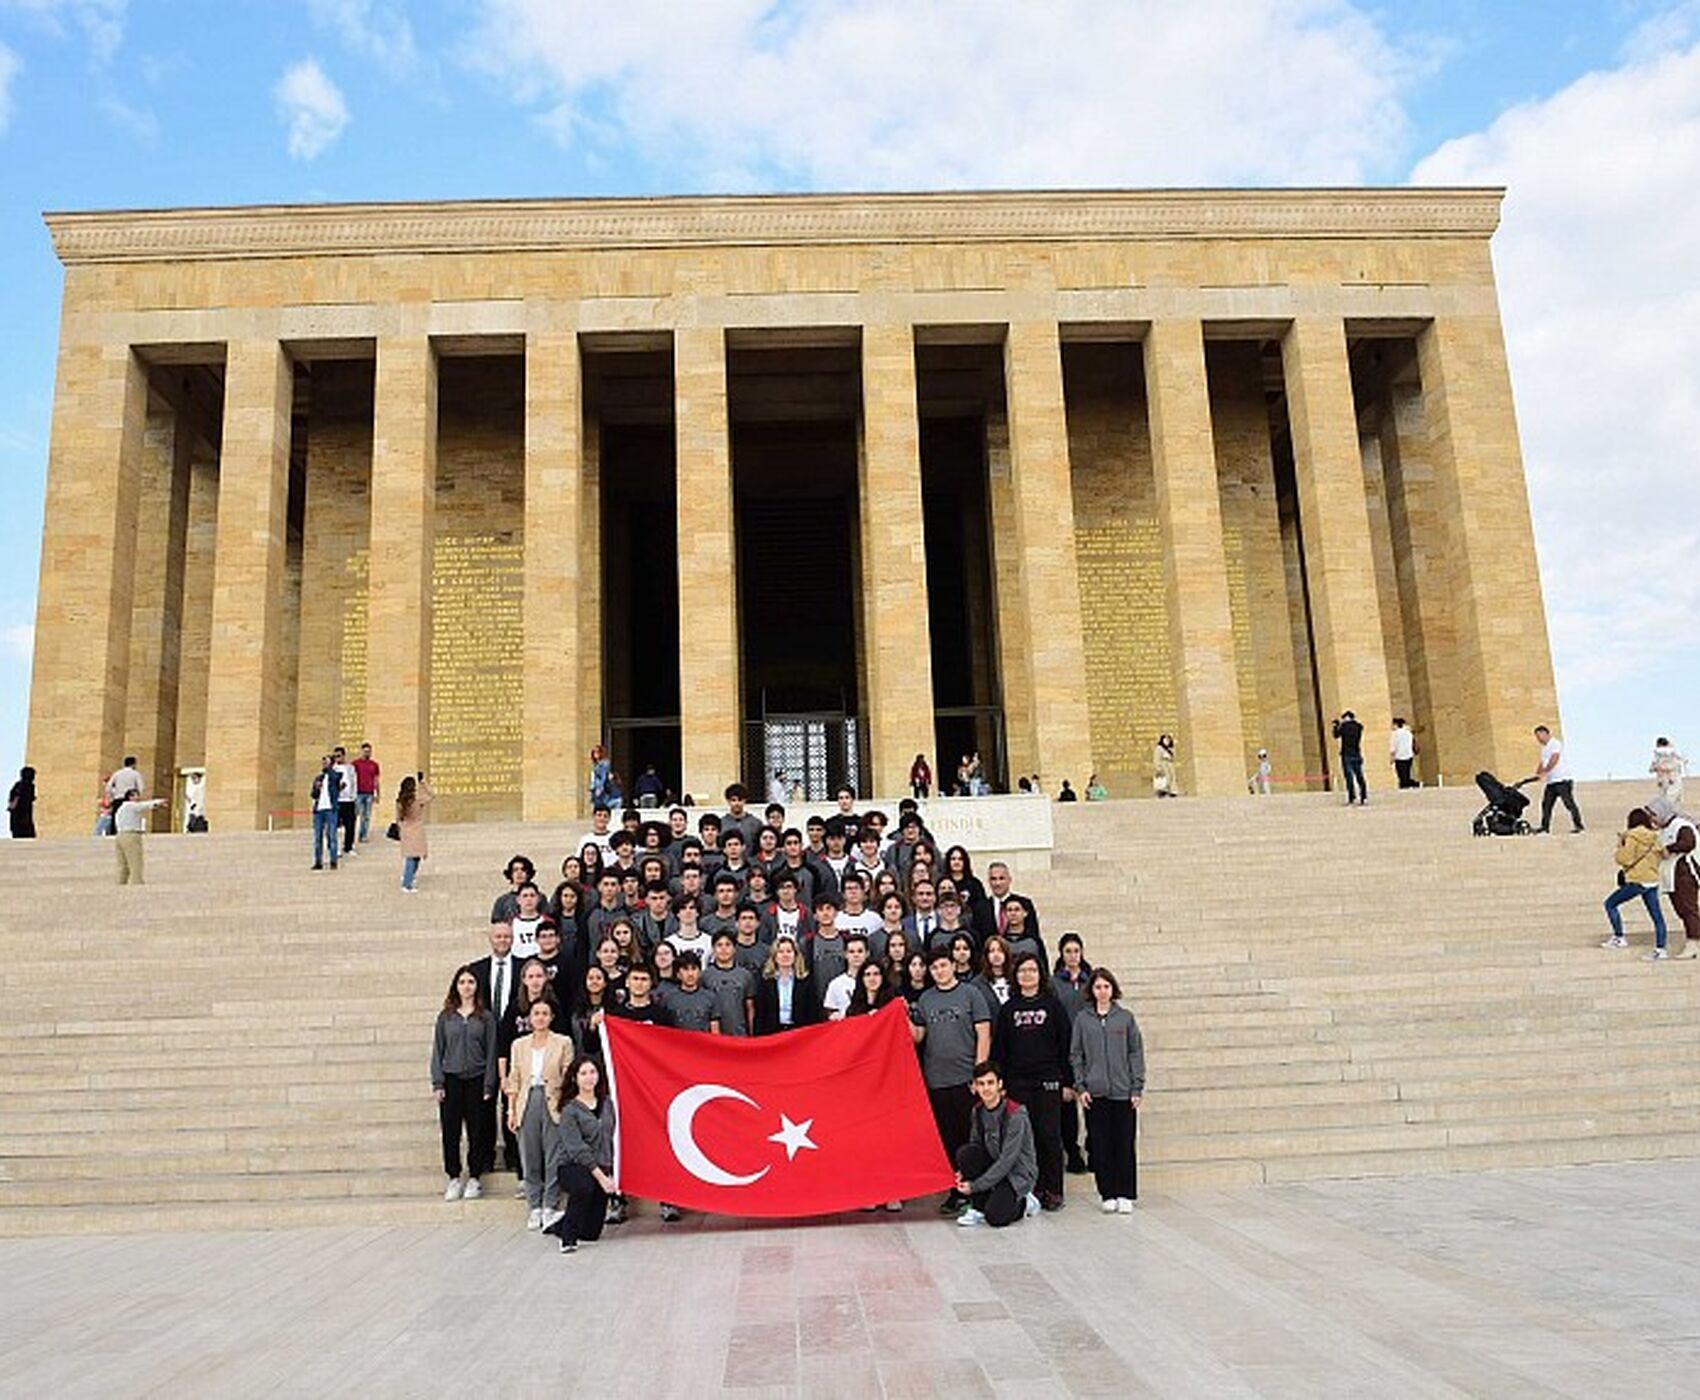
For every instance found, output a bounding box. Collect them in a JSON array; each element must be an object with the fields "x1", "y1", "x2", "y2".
[{"x1": 7, "y1": 767, "x2": 35, "y2": 839}]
